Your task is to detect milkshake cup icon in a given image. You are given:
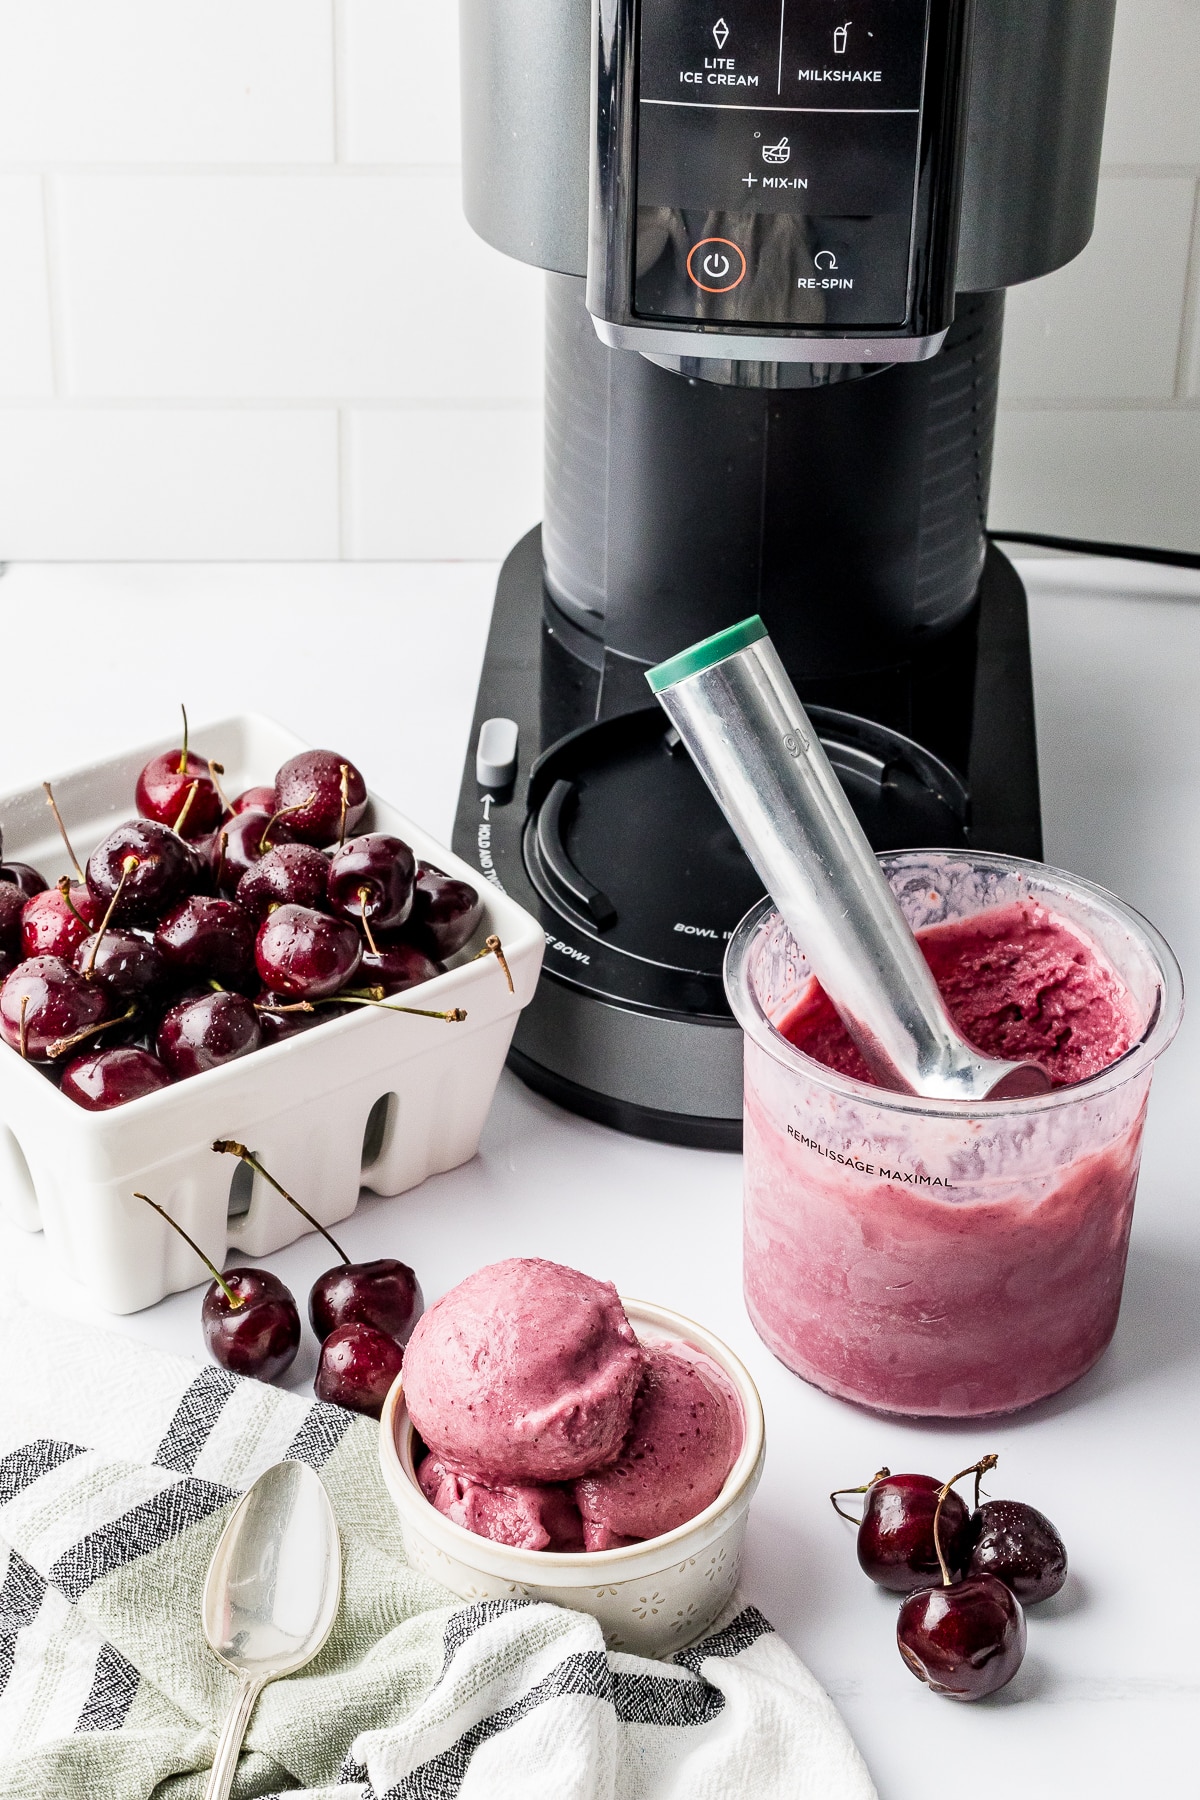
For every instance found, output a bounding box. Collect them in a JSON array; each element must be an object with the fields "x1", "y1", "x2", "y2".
[{"x1": 834, "y1": 22, "x2": 850, "y2": 53}]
